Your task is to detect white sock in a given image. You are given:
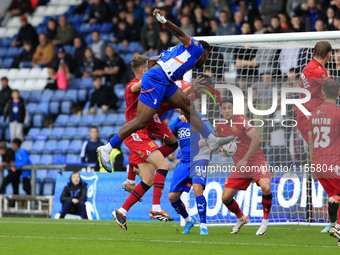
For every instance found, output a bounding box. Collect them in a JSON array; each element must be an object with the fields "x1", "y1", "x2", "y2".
[
  {"x1": 184, "y1": 216, "x2": 191, "y2": 222},
  {"x1": 239, "y1": 215, "x2": 246, "y2": 221},
  {"x1": 200, "y1": 223, "x2": 207, "y2": 229},
  {"x1": 335, "y1": 223, "x2": 340, "y2": 229},
  {"x1": 127, "y1": 180, "x2": 135, "y2": 185},
  {"x1": 206, "y1": 134, "x2": 217, "y2": 145},
  {"x1": 330, "y1": 222, "x2": 336, "y2": 227},
  {"x1": 262, "y1": 219, "x2": 269, "y2": 225},
  {"x1": 152, "y1": 204, "x2": 161, "y2": 212},
  {"x1": 103, "y1": 143, "x2": 113, "y2": 152},
  {"x1": 118, "y1": 208, "x2": 127, "y2": 216}
]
